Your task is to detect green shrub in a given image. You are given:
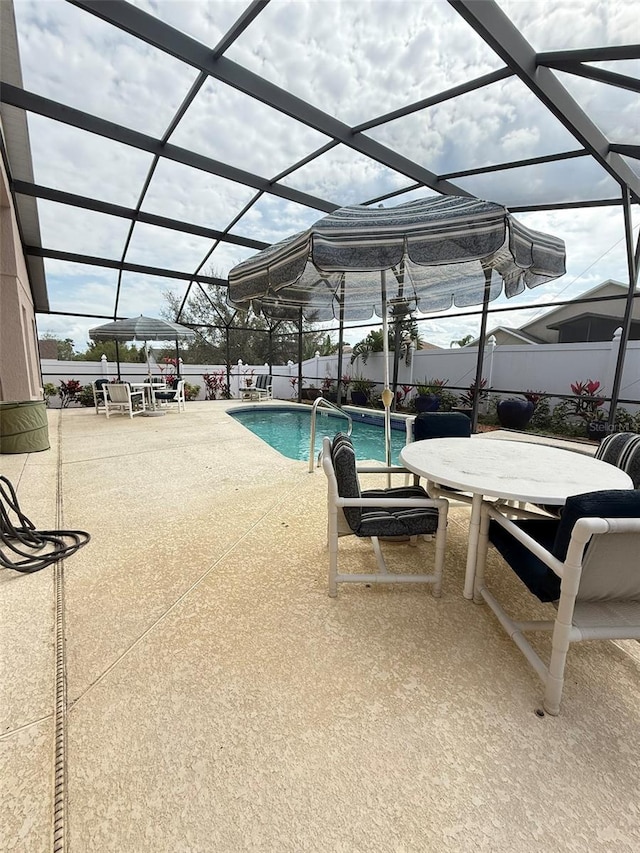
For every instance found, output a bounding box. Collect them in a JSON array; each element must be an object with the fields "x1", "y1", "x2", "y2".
[{"x1": 78, "y1": 384, "x2": 96, "y2": 407}]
